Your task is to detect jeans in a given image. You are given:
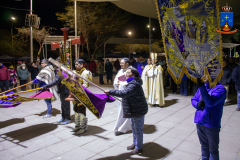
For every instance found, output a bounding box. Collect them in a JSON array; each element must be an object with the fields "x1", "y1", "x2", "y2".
[
  {"x1": 44, "y1": 99, "x2": 52, "y2": 115},
  {"x1": 180, "y1": 79, "x2": 188, "y2": 95},
  {"x1": 0, "y1": 80, "x2": 9, "y2": 92},
  {"x1": 99, "y1": 74, "x2": 104, "y2": 84},
  {"x1": 237, "y1": 91, "x2": 240, "y2": 108},
  {"x1": 20, "y1": 80, "x2": 28, "y2": 91},
  {"x1": 60, "y1": 90, "x2": 71, "y2": 120},
  {"x1": 130, "y1": 116, "x2": 144, "y2": 150},
  {"x1": 197, "y1": 124, "x2": 220, "y2": 160}
]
